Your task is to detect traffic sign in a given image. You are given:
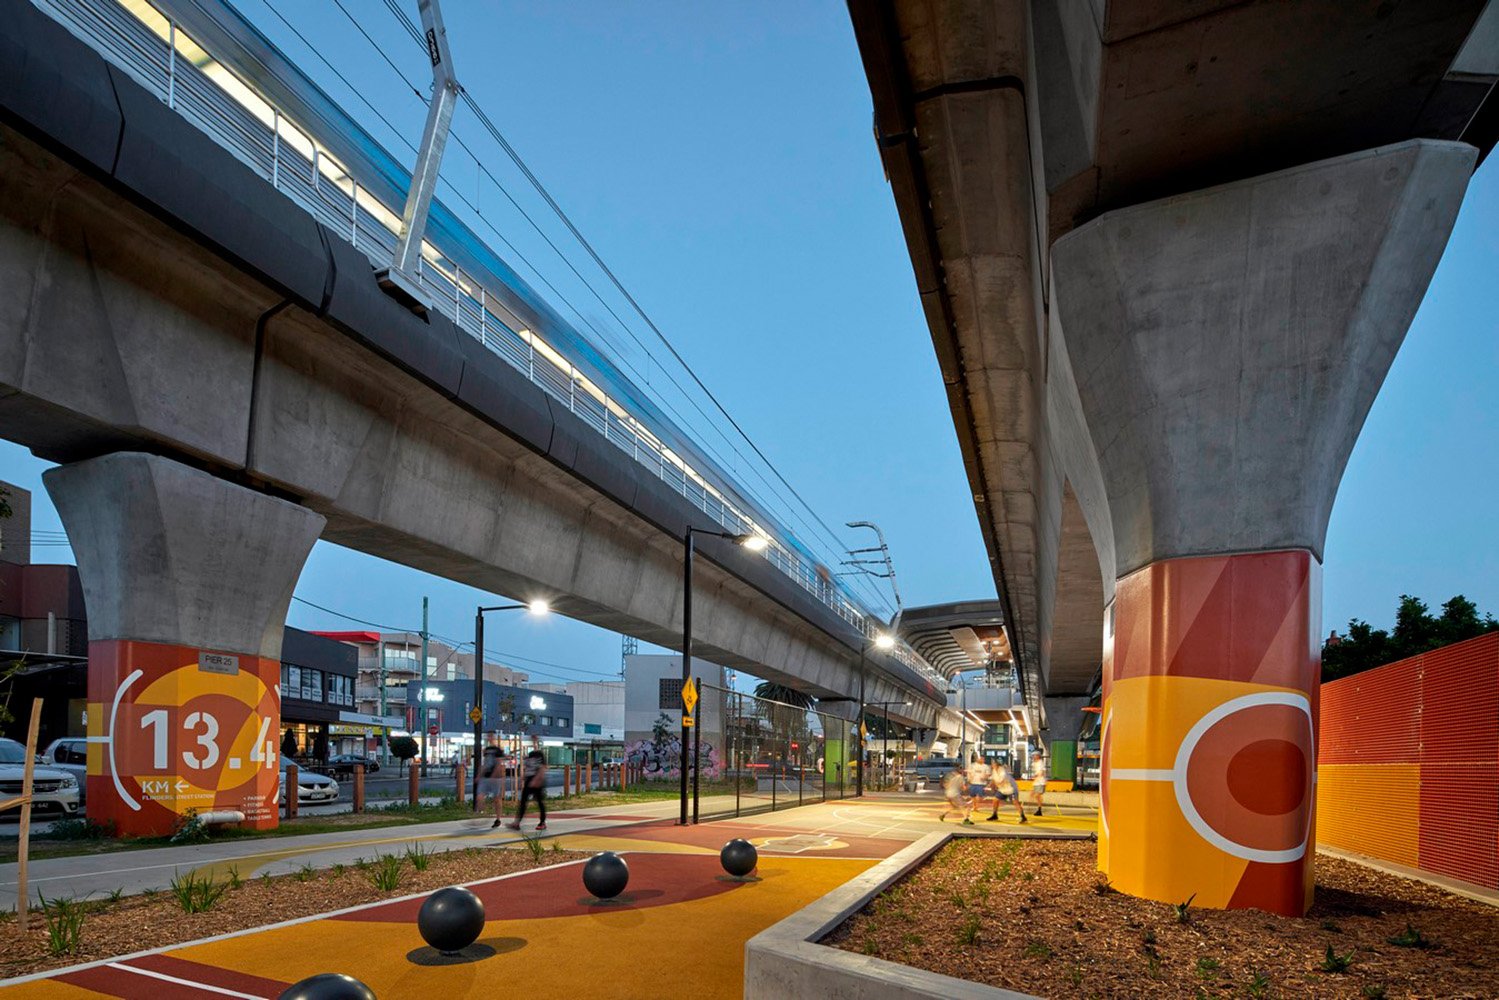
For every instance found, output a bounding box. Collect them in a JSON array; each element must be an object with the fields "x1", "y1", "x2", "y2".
[
  {"x1": 468, "y1": 707, "x2": 483, "y2": 725},
  {"x1": 428, "y1": 724, "x2": 439, "y2": 736},
  {"x1": 682, "y1": 677, "x2": 699, "y2": 715}
]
